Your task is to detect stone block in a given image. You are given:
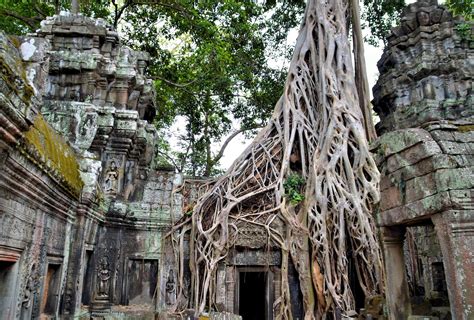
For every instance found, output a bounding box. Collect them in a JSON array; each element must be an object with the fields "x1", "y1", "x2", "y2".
[
  {"x1": 453, "y1": 130, "x2": 474, "y2": 143},
  {"x1": 385, "y1": 153, "x2": 463, "y2": 191},
  {"x1": 377, "y1": 191, "x2": 453, "y2": 226},
  {"x1": 436, "y1": 140, "x2": 471, "y2": 155},
  {"x1": 380, "y1": 175, "x2": 395, "y2": 191},
  {"x1": 230, "y1": 250, "x2": 281, "y2": 266},
  {"x1": 374, "y1": 129, "x2": 434, "y2": 158},
  {"x1": 380, "y1": 186, "x2": 403, "y2": 211},
  {"x1": 385, "y1": 140, "x2": 441, "y2": 173},
  {"x1": 448, "y1": 189, "x2": 473, "y2": 210},
  {"x1": 405, "y1": 172, "x2": 438, "y2": 203},
  {"x1": 215, "y1": 268, "x2": 226, "y2": 311},
  {"x1": 430, "y1": 129, "x2": 456, "y2": 142},
  {"x1": 434, "y1": 167, "x2": 474, "y2": 192}
]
